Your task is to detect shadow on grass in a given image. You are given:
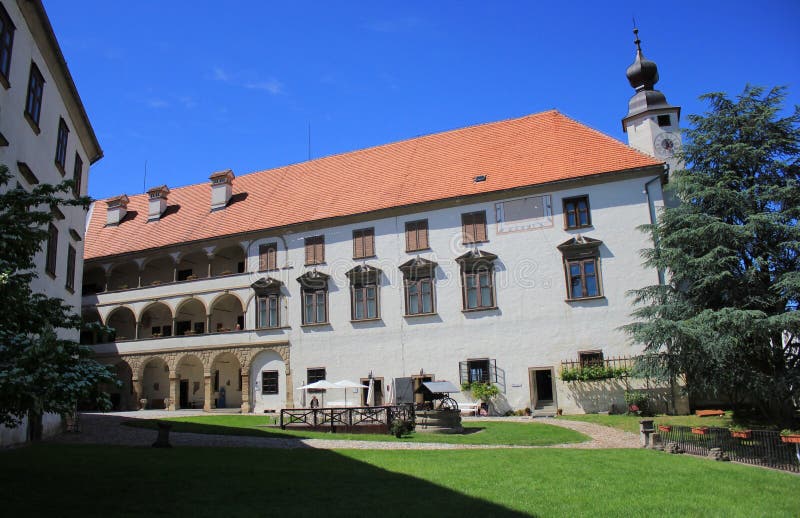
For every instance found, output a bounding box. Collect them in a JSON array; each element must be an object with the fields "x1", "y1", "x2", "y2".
[{"x1": 1, "y1": 443, "x2": 531, "y2": 517}]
